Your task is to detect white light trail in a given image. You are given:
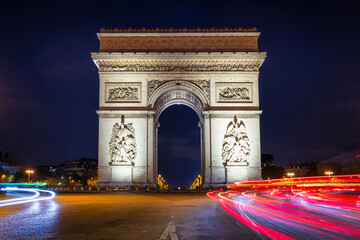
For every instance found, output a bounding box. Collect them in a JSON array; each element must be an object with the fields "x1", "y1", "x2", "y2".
[{"x1": 0, "y1": 187, "x2": 56, "y2": 207}]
